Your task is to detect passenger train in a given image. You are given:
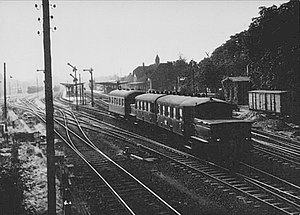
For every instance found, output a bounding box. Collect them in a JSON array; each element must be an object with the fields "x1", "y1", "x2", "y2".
[{"x1": 108, "y1": 89, "x2": 252, "y2": 166}]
